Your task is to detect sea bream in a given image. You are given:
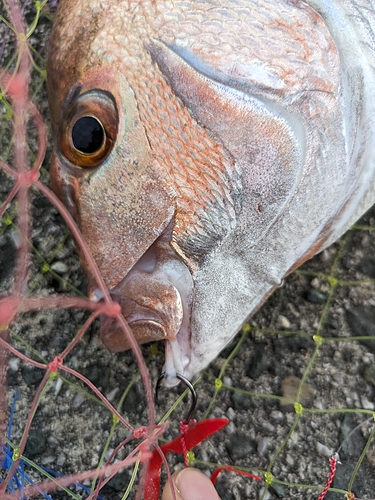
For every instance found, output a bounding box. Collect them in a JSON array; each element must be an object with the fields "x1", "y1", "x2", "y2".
[{"x1": 47, "y1": 0, "x2": 375, "y2": 386}]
